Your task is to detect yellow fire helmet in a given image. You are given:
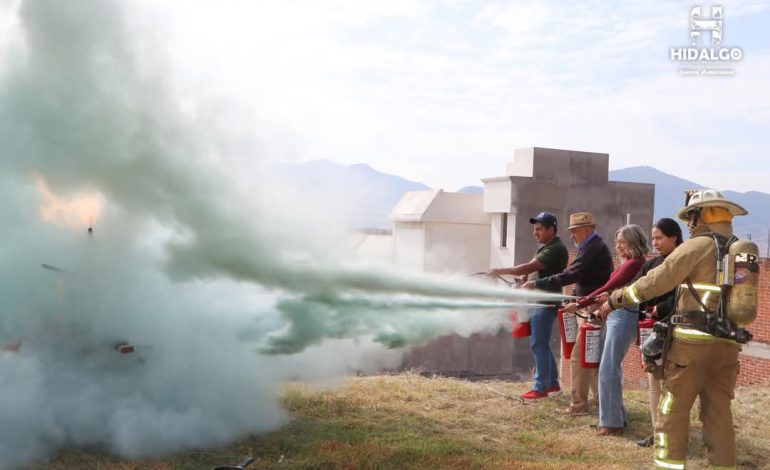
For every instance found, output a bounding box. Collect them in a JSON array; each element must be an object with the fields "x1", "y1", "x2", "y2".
[{"x1": 677, "y1": 188, "x2": 748, "y2": 221}]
